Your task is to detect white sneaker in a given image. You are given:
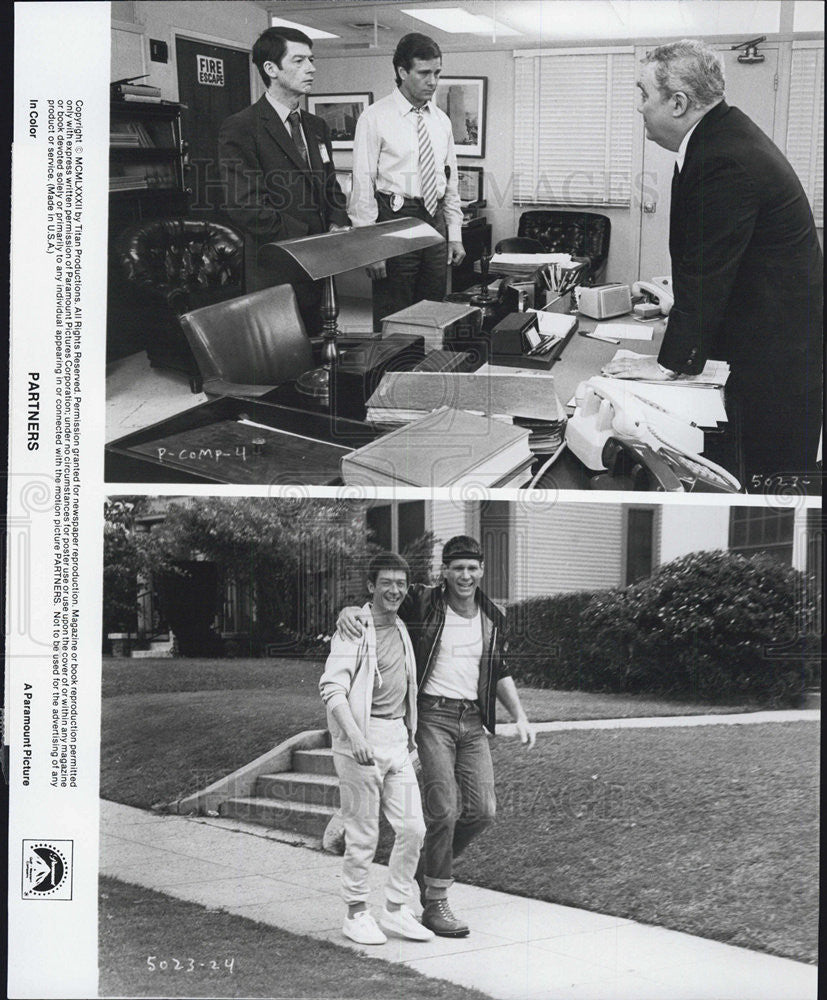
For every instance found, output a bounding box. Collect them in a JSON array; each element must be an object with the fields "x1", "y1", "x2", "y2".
[
  {"x1": 342, "y1": 909, "x2": 387, "y2": 945},
  {"x1": 379, "y1": 904, "x2": 435, "y2": 941}
]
